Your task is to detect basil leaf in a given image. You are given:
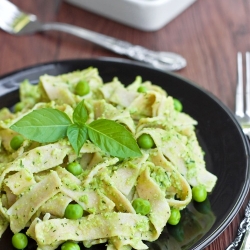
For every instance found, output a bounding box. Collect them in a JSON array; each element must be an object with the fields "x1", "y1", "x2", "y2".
[
  {"x1": 10, "y1": 108, "x2": 72, "y2": 143},
  {"x1": 87, "y1": 119, "x2": 142, "y2": 158},
  {"x1": 73, "y1": 100, "x2": 88, "y2": 126},
  {"x1": 67, "y1": 124, "x2": 88, "y2": 155}
]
